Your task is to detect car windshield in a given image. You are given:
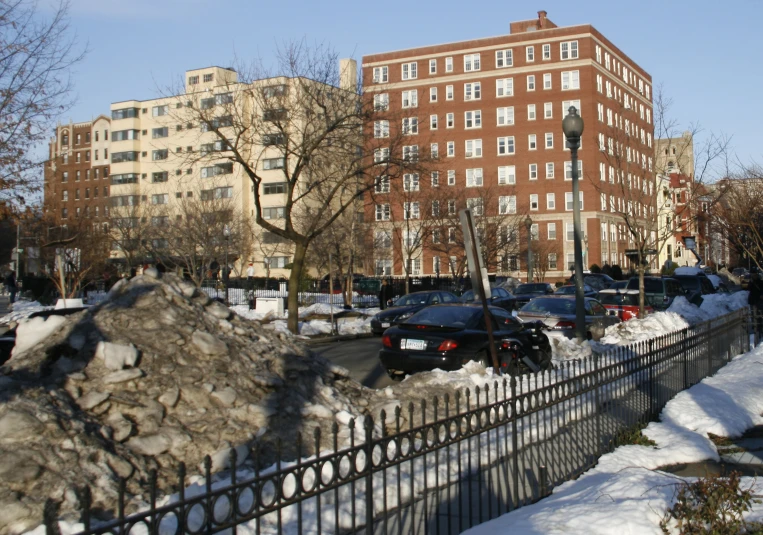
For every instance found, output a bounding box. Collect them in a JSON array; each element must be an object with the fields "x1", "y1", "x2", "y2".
[
  {"x1": 515, "y1": 284, "x2": 548, "y2": 295},
  {"x1": 393, "y1": 293, "x2": 430, "y2": 306},
  {"x1": 521, "y1": 298, "x2": 576, "y2": 315},
  {"x1": 406, "y1": 306, "x2": 480, "y2": 327},
  {"x1": 599, "y1": 293, "x2": 639, "y2": 306}
]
